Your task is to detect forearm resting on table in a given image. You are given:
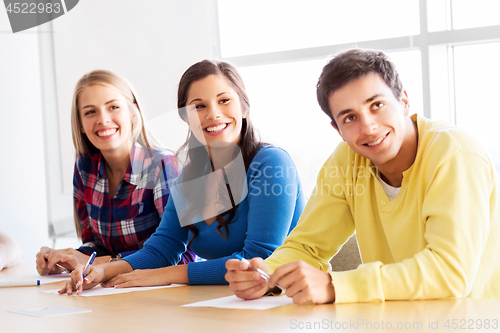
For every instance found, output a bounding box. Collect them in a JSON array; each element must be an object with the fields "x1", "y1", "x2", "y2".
[
  {"x1": 100, "y1": 260, "x2": 134, "y2": 282},
  {"x1": 163, "y1": 264, "x2": 189, "y2": 284}
]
